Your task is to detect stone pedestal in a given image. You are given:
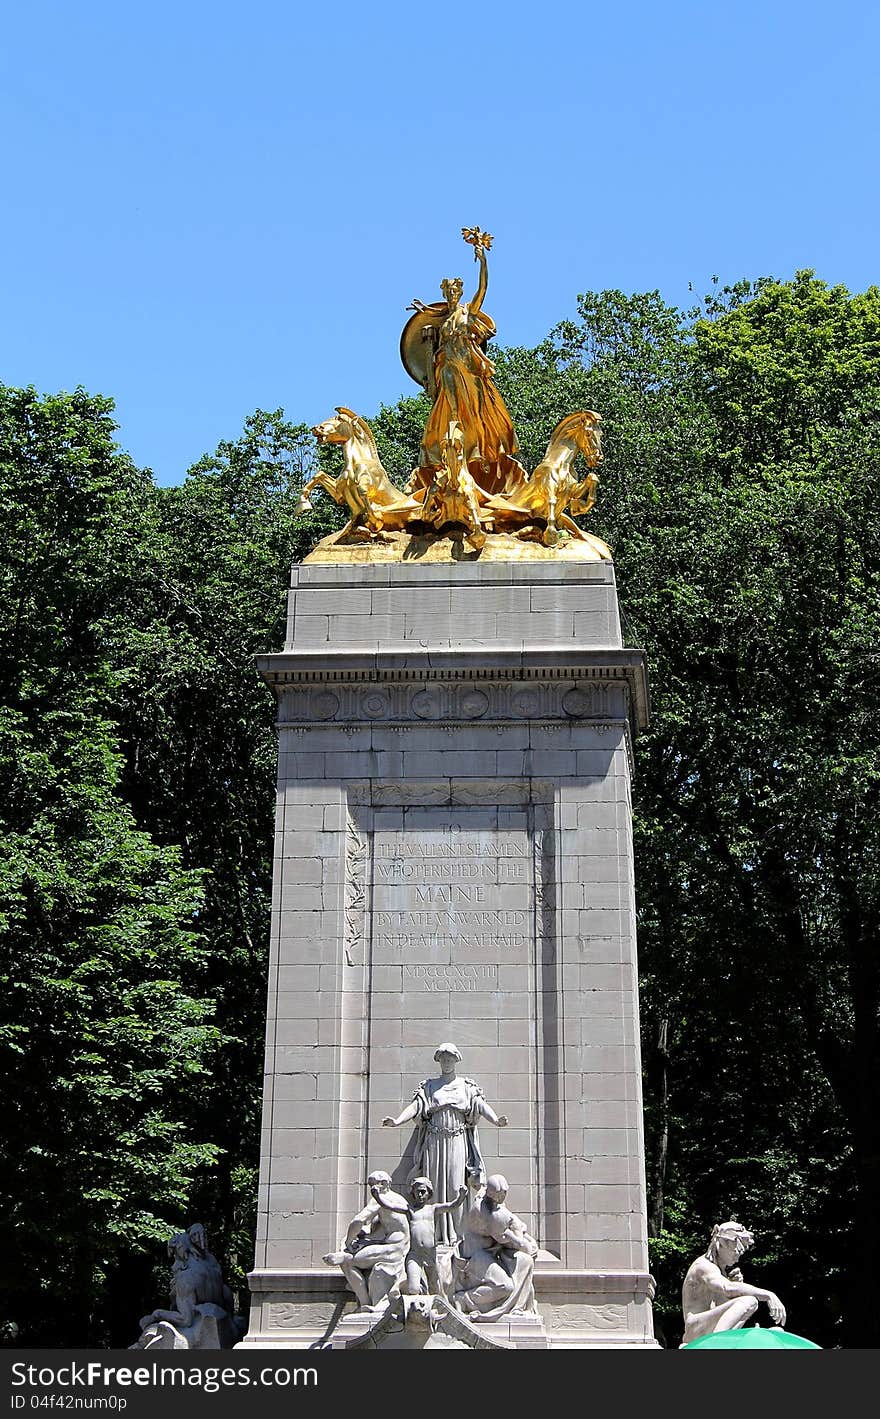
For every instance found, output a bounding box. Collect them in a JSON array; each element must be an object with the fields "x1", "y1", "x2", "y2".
[{"x1": 241, "y1": 549, "x2": 656, "y2": 1348}]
